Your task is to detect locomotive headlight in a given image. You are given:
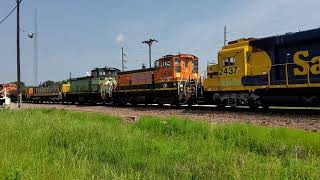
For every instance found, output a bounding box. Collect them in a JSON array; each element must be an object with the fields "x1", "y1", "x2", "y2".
[{"x1": 180, "y1": 84, "x2": 184, "y2": 88}]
